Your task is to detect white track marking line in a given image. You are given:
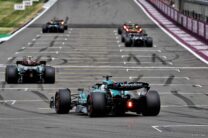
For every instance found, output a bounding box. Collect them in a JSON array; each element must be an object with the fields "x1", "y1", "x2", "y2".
[
  {"x1": 9, "y1": 55, "x2": 158, "y2": 60},
  {"x1": 0, "y1": 117, "x2": 43, "y2": 120},
  {"x1": 1, "y1": 65, "x2": 208, "y2": 70},
  {"x1": 159, "y1": 92, "x2": 207, "y2": 95},
  {"x1": 58, "y1": 72, "x2": 110, "y2": 75},
  {"x1": 53, "y1": 66, "x2": 208, "y2": 69},
  {"x1": 0, "y1": 88, "x2": 77, "y2": 90},
  {"x1": 56, "y1": 76, "x2": 189, "y2": 79},
  {"x1": 11, "y1": 100, "x2": 16, "y2": 105},
  {"x1": 152, "y1": 126, "x2": 162, "y2": 133},
  {"x1": 152, "y1": 124, "x2": 208, "y2": 133},
  {"x1": 161, "y1": 105, "x2": 208, "y2": 108},
  {"x1": 129, "y1": 76, "x2": 189, "y2": 80},
  {"x1": 0, "y1": 100, "x2": 49, "y2": 102},
  {"x1": 119, "y1": 49, "x2": 161, "y2": 52},
  {"x1": 15, "y1": 49, "x2": 161, "y2": 52},
  {"x1": 15, "y1": 51, "x2": 112, "y2": 54},
  {"x1": 38, "y1": 108, "x2": 51, "y2": 110}
]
